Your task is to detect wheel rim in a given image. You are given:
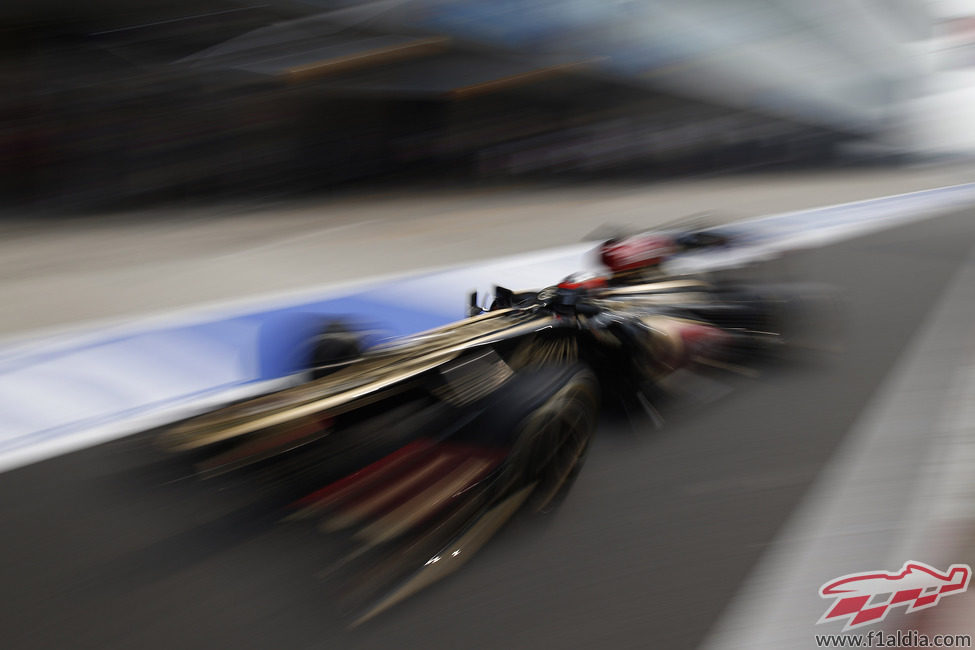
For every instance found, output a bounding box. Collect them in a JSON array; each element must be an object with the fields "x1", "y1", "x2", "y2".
[{"x1": 507, "y1": 369, "x2": 599, "y2": 512}]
